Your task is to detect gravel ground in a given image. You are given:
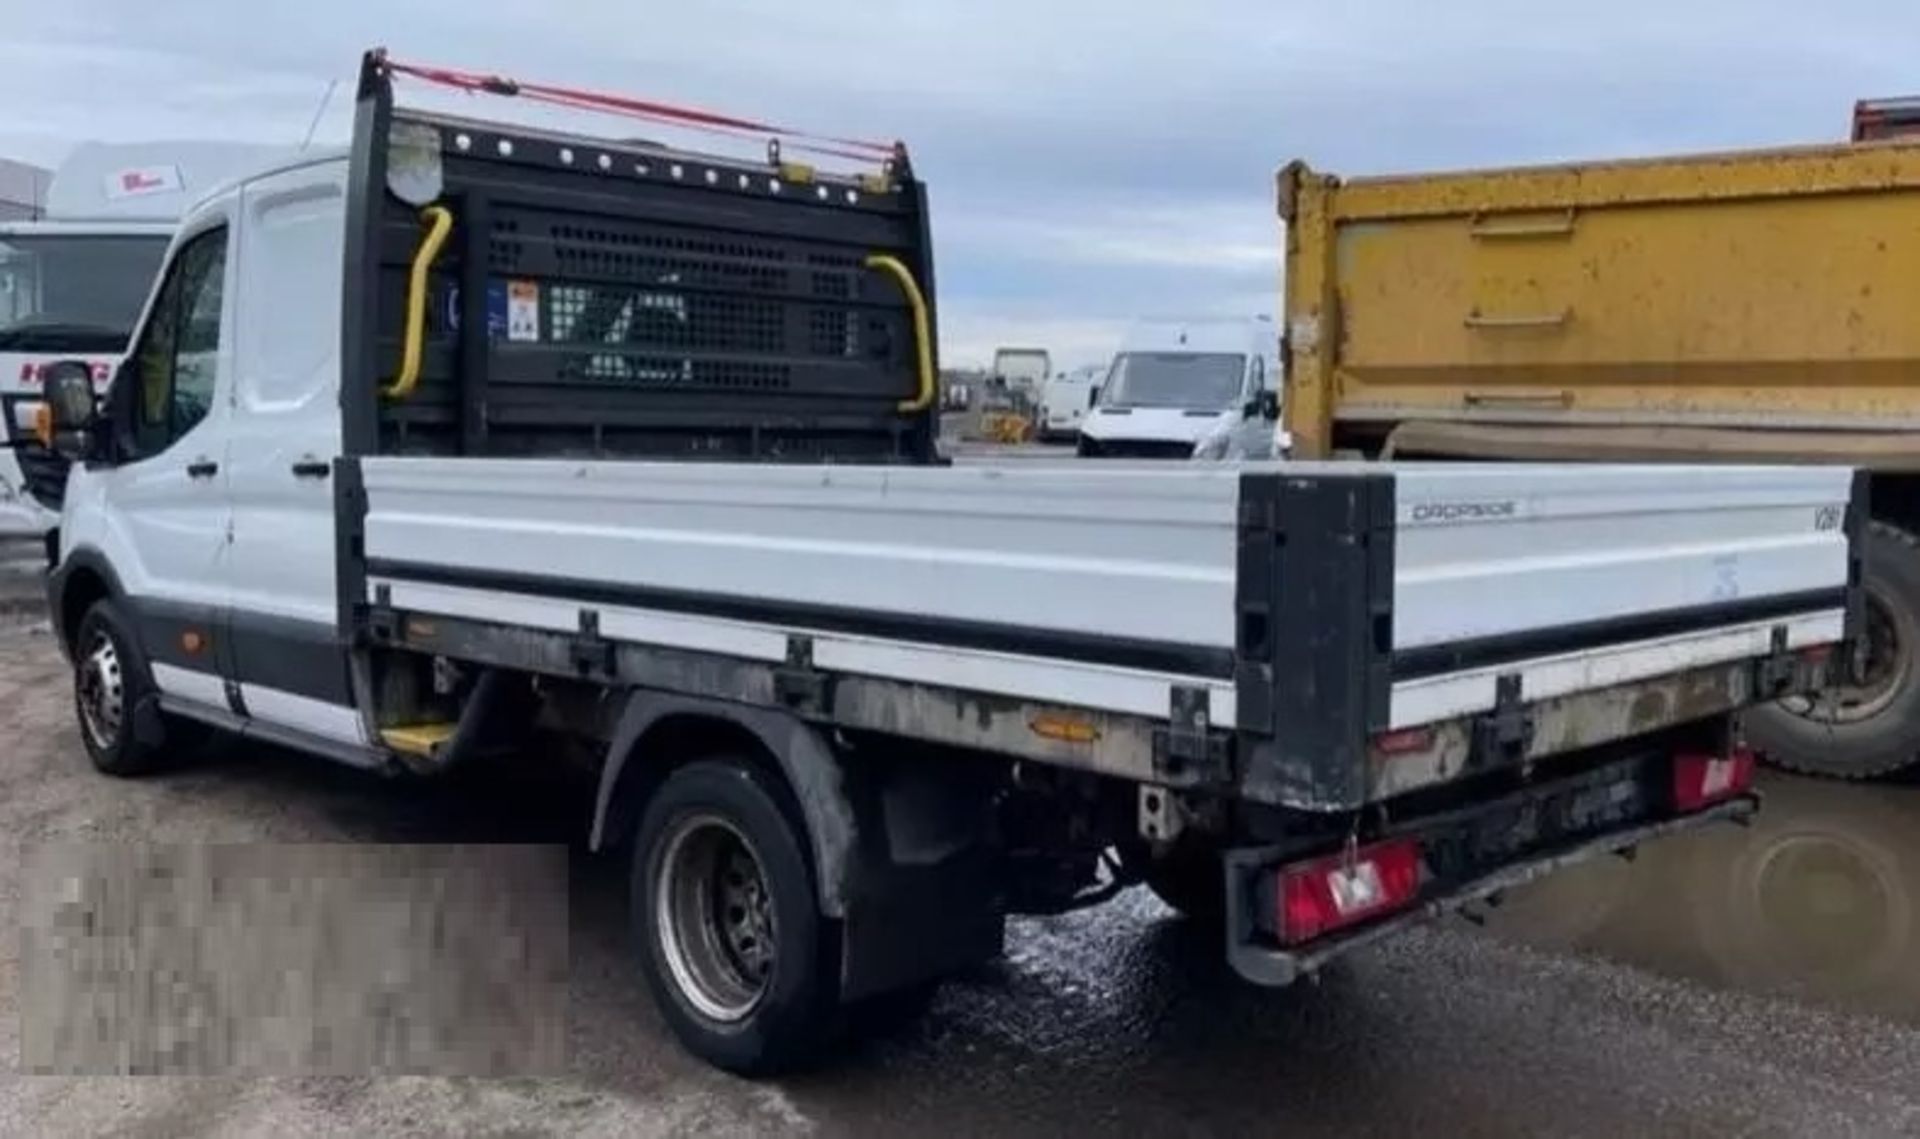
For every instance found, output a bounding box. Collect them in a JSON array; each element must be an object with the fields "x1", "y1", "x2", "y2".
[{"x1": 4, "y1": 547, "x2": 1920, "y2": 1136}]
